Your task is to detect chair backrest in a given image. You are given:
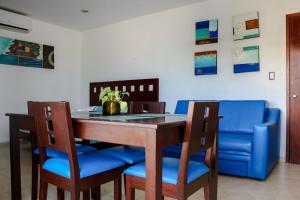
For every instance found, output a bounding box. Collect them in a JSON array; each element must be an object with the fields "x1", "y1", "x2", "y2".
[
  {"x1": 178, "y1": 101, "x2": 219, "y2": 185},
  {"x1": 129, "y1": 101, "x2": 166, "y2": 114},
  {"x1": 27, "y1": 101, "x2": 79, "y2": 179}
]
